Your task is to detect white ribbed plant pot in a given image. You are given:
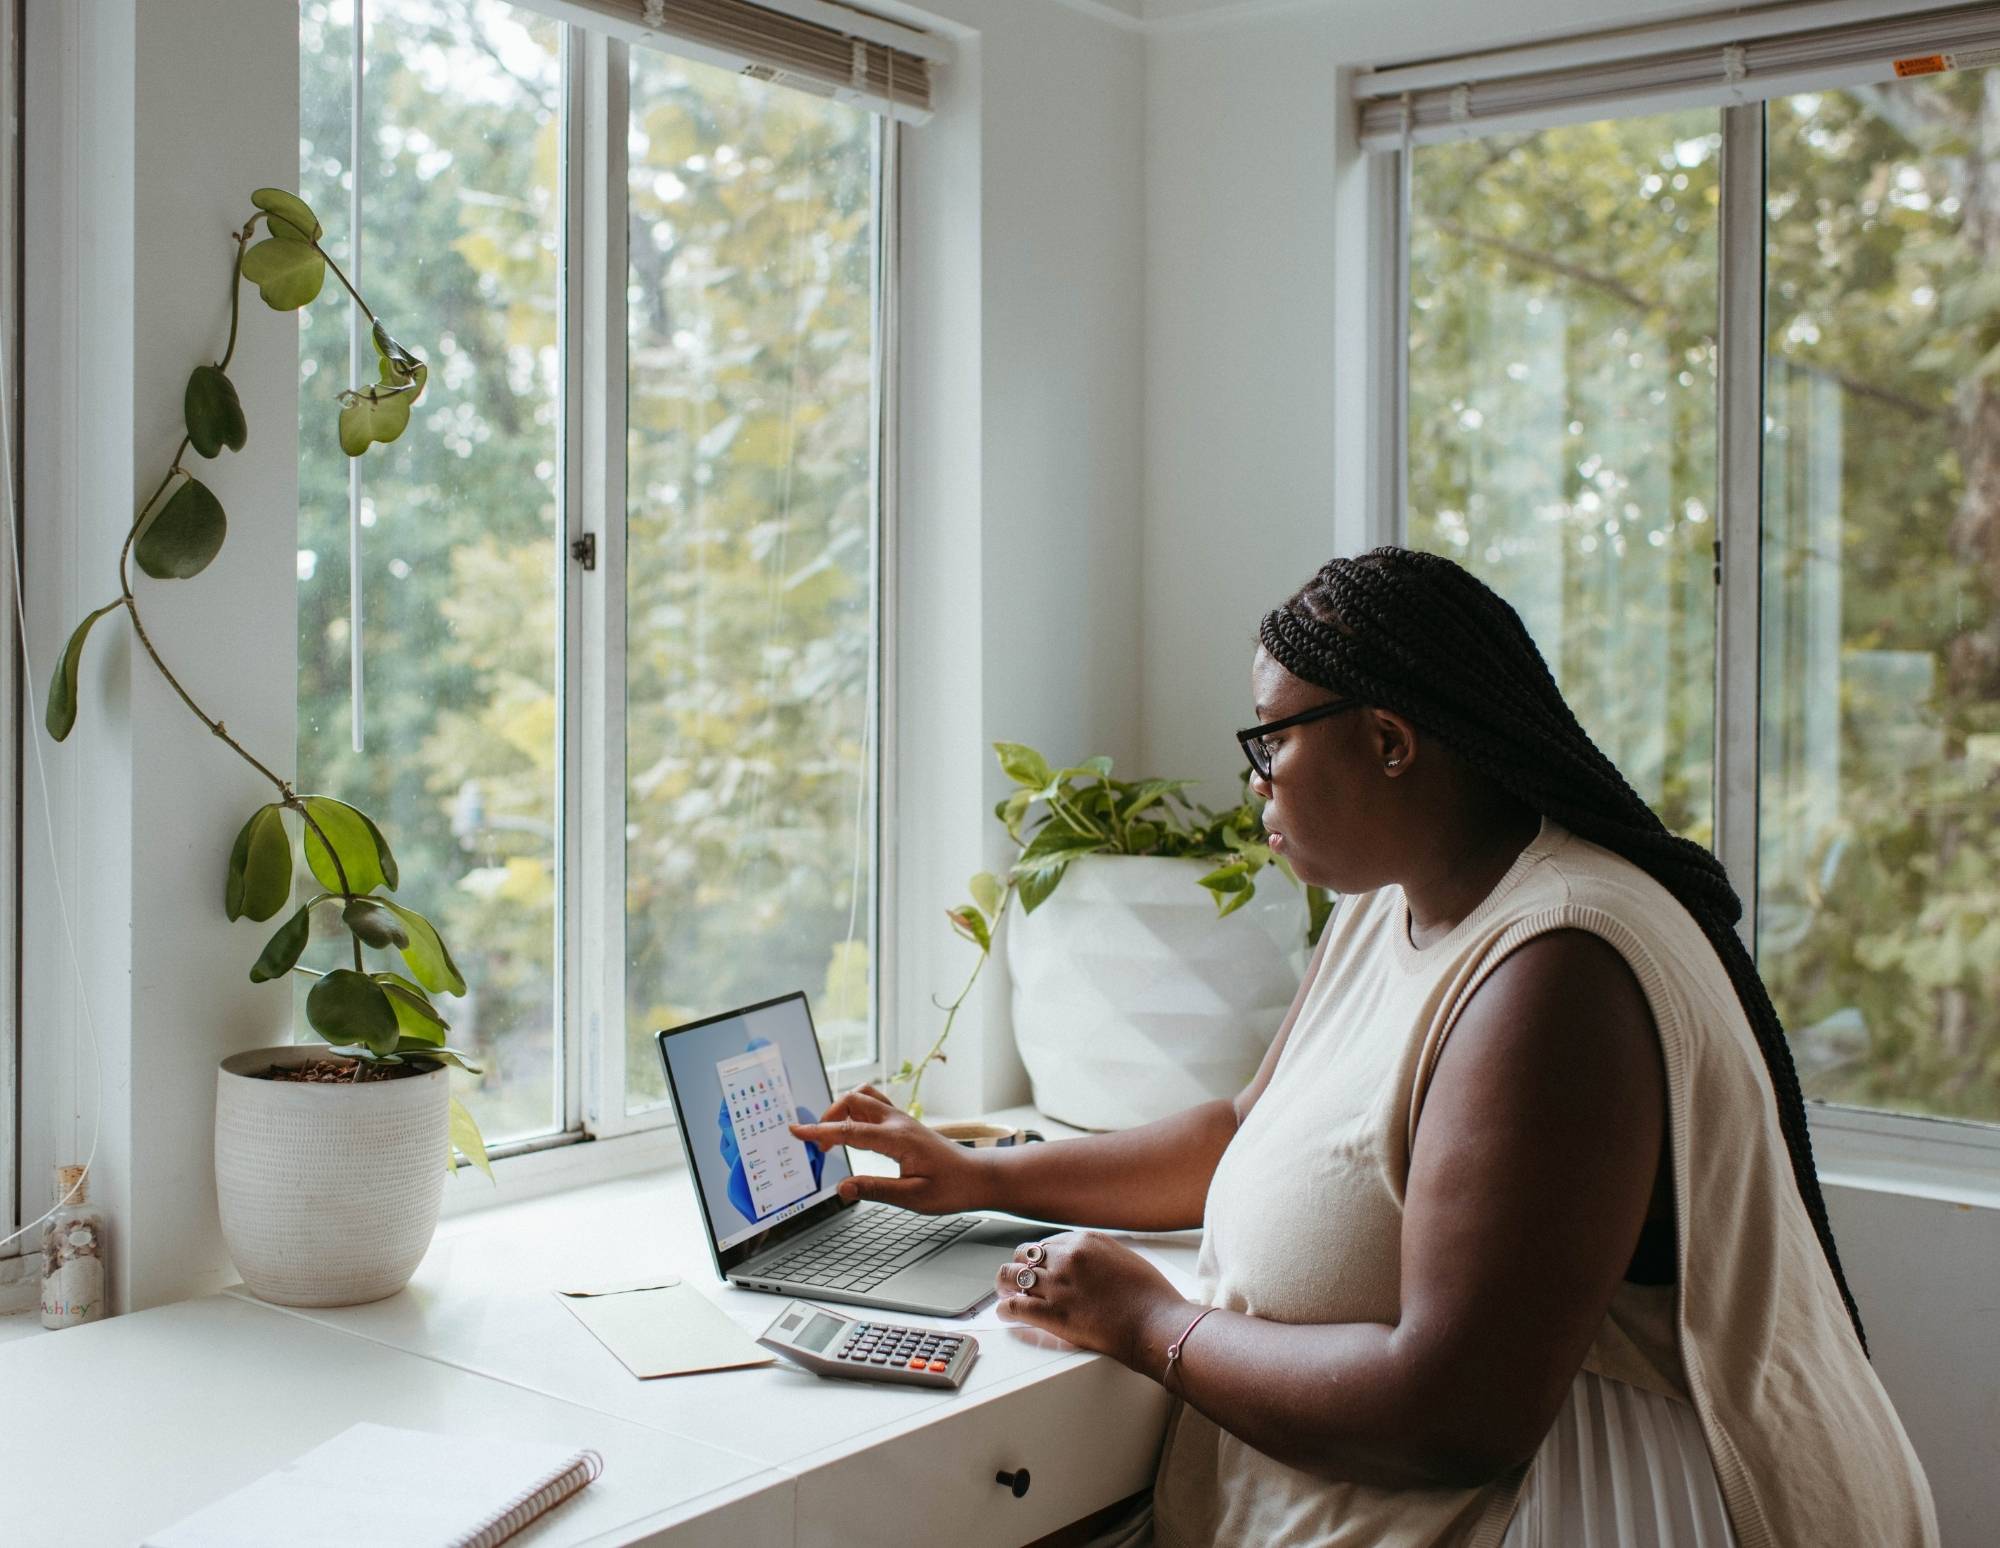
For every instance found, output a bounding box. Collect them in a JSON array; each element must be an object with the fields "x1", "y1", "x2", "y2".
[
  {"x1": 215, "y1": 1045, "x2": 450, "y2": 1307},
  {"x1": 1007, "y1": 855, "x2": 1309, "y2": 1130}
]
